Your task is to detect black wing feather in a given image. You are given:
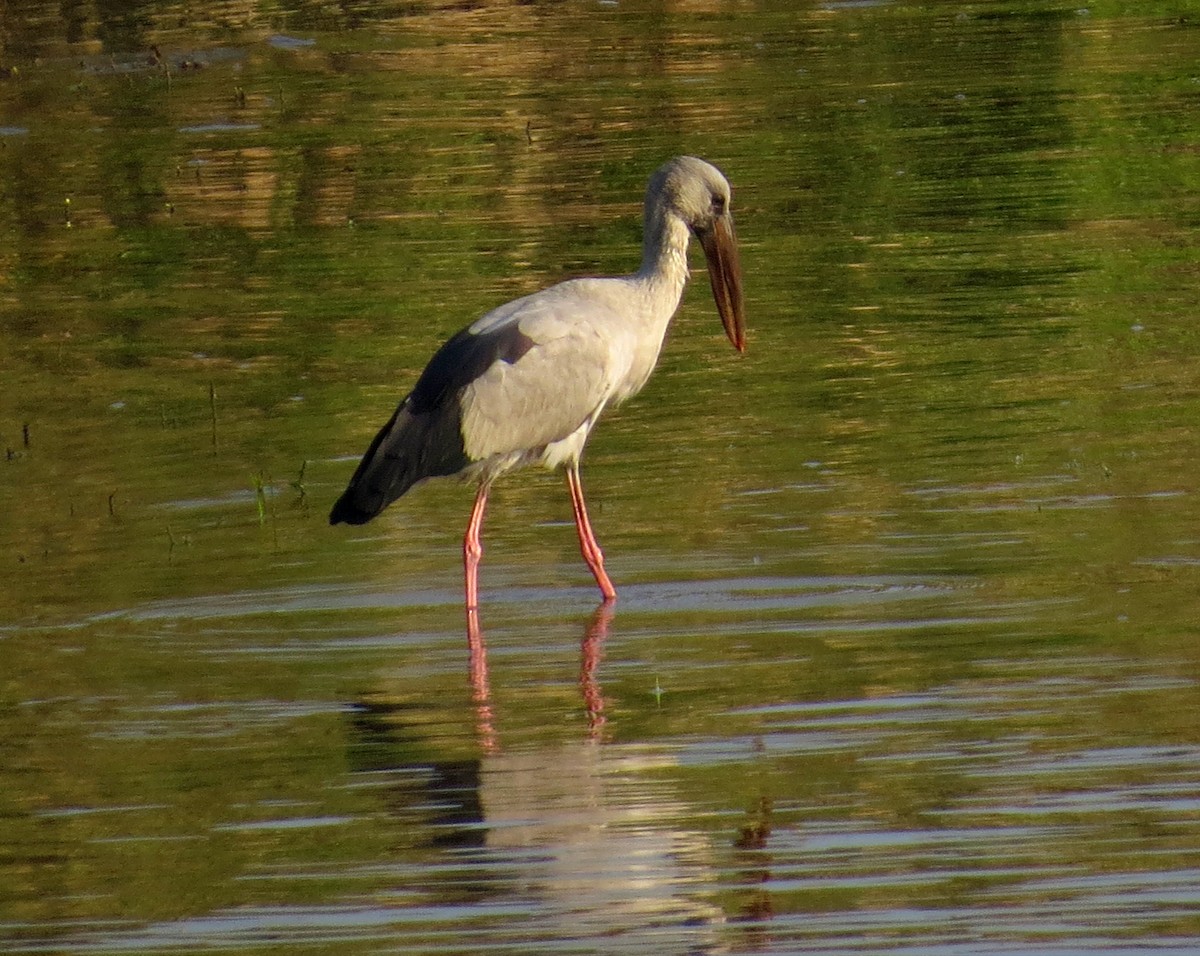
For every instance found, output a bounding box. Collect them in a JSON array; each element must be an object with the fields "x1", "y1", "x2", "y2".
[
  {"x1": 409, "y1": 324, "x2": 534, "y2": 414},
  {"x1": 328, "y1": 322, "x2": 536, "y2": 526}
]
